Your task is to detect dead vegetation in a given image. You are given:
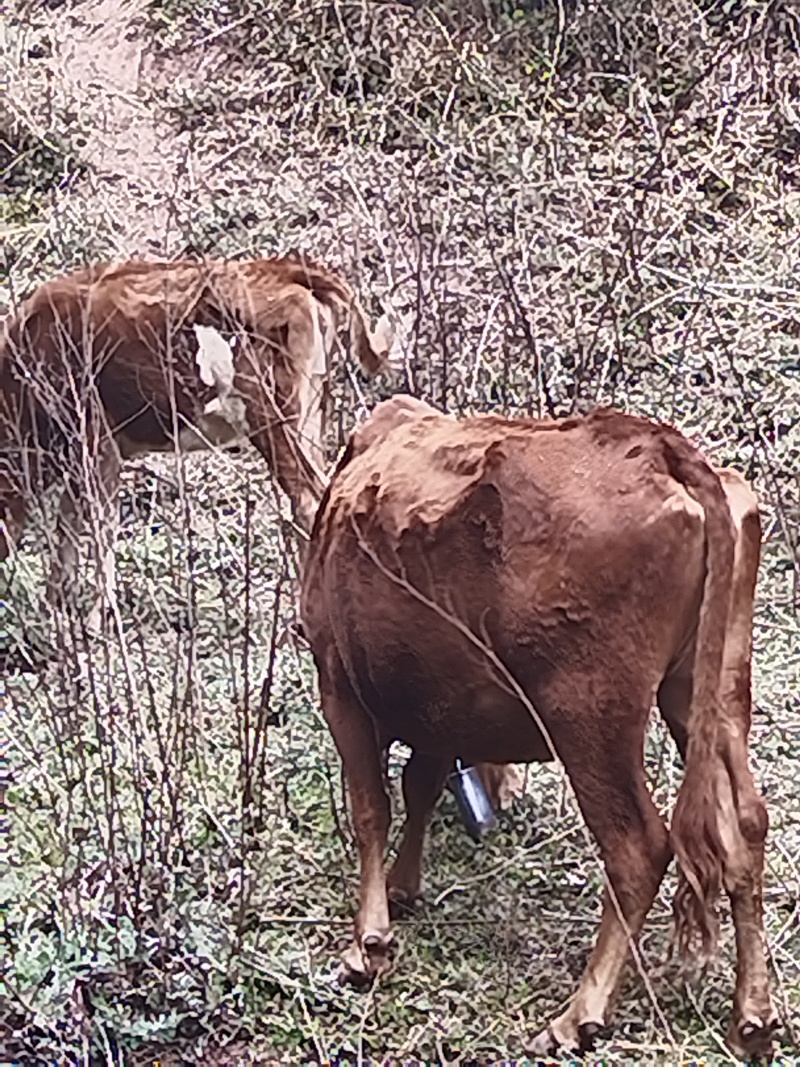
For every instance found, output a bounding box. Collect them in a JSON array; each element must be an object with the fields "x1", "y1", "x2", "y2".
[{"x1": 2, "y1": 0, "x2": 799, "y2": 1062}]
